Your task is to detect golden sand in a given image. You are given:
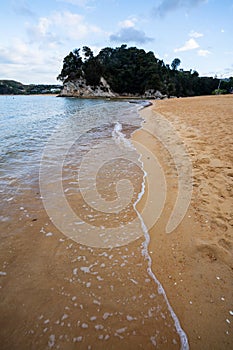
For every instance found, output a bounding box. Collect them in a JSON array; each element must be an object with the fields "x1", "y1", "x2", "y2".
[{"x1": 133, "y1": 95, "x2": 233, "y2": 349}]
